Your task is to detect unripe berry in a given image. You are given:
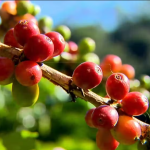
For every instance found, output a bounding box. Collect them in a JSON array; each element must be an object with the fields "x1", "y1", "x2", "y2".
[
  {"x1": 72, "y1": 62, "x2": 103, "y2": 90},
  {"x1": 85, "y1": 108, "x2": 95, "y2": 128},
  {"x1": 12, "y1": 79, "x2": 39, "y2": 107},
  {"x1": 14, "y1": 20, "x2": 40, "y2": 46},
  {"x1": 15, "y1": 61, "x2": 42, "y2": 86},
  {"x1": 111, "y1": 115, "x2": 141, "y2": 145},
  {"x1": 24, "y1": 34, "x2": 54, "y2": 62},
  {"x1": 91, "y1": 105, "x2": 119, "y2": 129},
  {"x1": 106, "y1": 73, "x2": 130, "y2": 100},
  {"x1": 121, "y1": 92, "x2": 149, "y2": 116},
  {"x1": 120, "y1": 64, "x2": 135, "y2": 79},
  {"x1": 100, "y1": 54, "x2": 122, "y2": 77},
  {"x1": 96, "y1": 127, "x2": 119, "y2": 150}
]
